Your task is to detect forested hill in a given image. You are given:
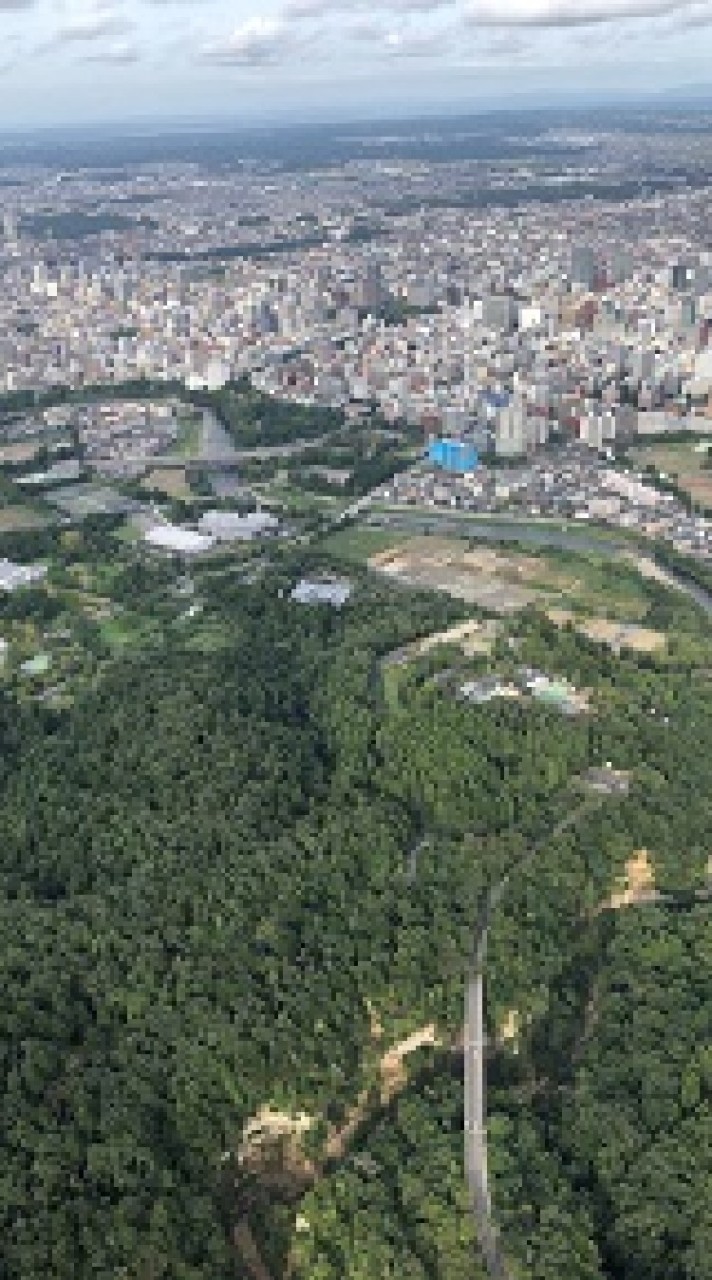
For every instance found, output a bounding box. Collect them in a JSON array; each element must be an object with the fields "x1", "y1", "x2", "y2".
[{"x1": 1, "y1": 558, "x2": 712, "y2": 1278}]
